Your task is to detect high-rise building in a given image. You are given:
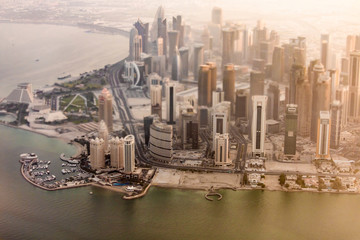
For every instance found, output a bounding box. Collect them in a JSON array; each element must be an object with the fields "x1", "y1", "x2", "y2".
[
  {"x1": 193, "y1": 44, "x2": 204, "y2": 81},
  {"x1": 166, "y1": 82, "x2": 177, "y2": 124},
  {"x1": 98, "y1": 88, "x2": 113, "y2": 132},
  {"x1": 198, "y1": 106, "x2": 209, "y2": 127},
  {"x1": 296, "y1": 71, "x2": 312, "y2": 137},
  {"x1": 316, "y1": 111, "x2": 331, "y2": 160},
  {"x1": 311, "y1": 74, "x2": 331, "y2": 142},
  {"x1": 171, "y1": 48, "x2": 181, "y2": 81},
  {"x1": 214, "y1": 133, "x2": 230, "y2": 166},
  {"x1": 134, "y1": 20, "x2": 149, "y2": 54},
  {"x1": 272, "y1": 46, "x2": 284, "y2": 82},
  {"x1": 124, "y1": 135, "x2": 135, "y2": 173},
  {"x1": 267, "y1": 81, "x2": 280, "y2": 120},
  {"x1": 222, "y1": 28, "x2": 236, "y2": 67},
  {"x1": 235, "y1": 89, "x2": 248, "y2": 120},
  {"x1": 346, "y1": 35, "x2": 356, "y2": 57},
  {"x1": 251, "y1": 95, "x2": 268, "y2": 157},
  {"x1": 129, "y1": 28, "x2": 139, "y2": 61},
  {"x1": 198, "y1": 65, "x2": 212, "y2": 107},
  {"x1": 157, "y1": 17, "x2": 167, "y2": 60},
  {"x1": 150, "y1": 85, "x2": 162, "y2": 119},
  {"x1": 212, "y1": 89, "x2": 224, "y2": 107},
  {"x1": 168, "y1": 30, "x2": 179, "y2": 70},
  {"x1": 109, "y1": 137, "x2": 124, "y2": 169},
  {"x1": 223, "y1": 64, "x2": 236, "y2": 113},
  {"x1": 179, "y1": 47, "x2": 189, "y2": 79},
  {"x1": 330, "y1": 101, "x2": 342, "y2": 149},
  {"x1": 98, "y1": 120, "x2": 109, "y2": 152},
  {"x1": 348, "y1": 50, "x2": 360, "y2": 122},
  {"x1": 180, "y1": 106, "x2": 198, "y2": 149},
  {"x1": 211, "y1": 7, "x2": 222, "y2": 25},
  {"x1": 284, "y1": 104, "x2": 298, "y2": 157},
  {"x1": 206, "y1": 62, "x2": 217, "y2": 95},
  {"x1": 320, "y1": 34, "x2": 330, "y2": 69},
  {"x1": 90, "y1": 137, "x2": 105, "y2": 170},
  {"x1": 134, "y1": 35, "x2": 143, "y2": 61},
  {"x1": 149, "y1": 121, "x2": 173, "y2": 162},
  {"x1": 336, "y1": 85, "x2": 349, "y2": 127},
  {"x1": 289, "y1": 64, "x2": 305, "y2": 104},
  {"x1": 173, "y1": 15, "x2": 184, "y2": 48},
  {"x1": 212, "y1": 111, "x2": 228, "y2": 149},
  {"x1": 249, "y1": 71, "x2": 265, "y2": 133},
  {"x1": 144, "y1": 115, "x2": 155, "y2": 146}
]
